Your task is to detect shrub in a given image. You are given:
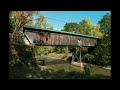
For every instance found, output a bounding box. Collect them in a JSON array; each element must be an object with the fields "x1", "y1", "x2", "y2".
[
  {"x1": 83, "y1": 53, "x2": 94, "y2": 63},
  {"x1": 93, "y1": 35, "x2": 111, "y2": 66},
  {"x1": 54, "y1": 46, "x2": 69, "y2": 53},
  {"x1": 9, "y1": 44, "x2": 37, "y2": 67},
  {"x1": 84, "y1": 64, "x2": 93, "y2": 76},
  {"x1": 9, "y1": 31, "x2": 25, "y2": 44},
  {"x1": 34, "y1": 46, "x2": 55, "y2": 56},
  {"x1": 9, "y1": 45, "x2": 20, "y2": 67}
]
